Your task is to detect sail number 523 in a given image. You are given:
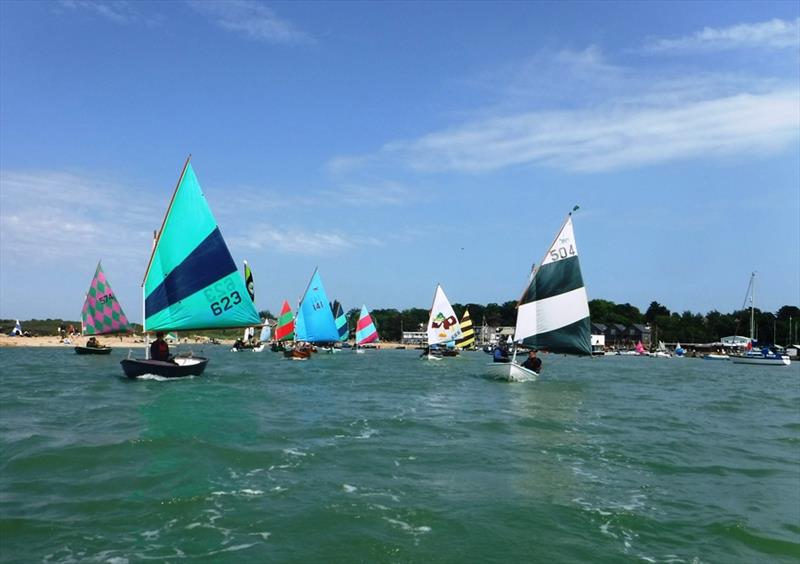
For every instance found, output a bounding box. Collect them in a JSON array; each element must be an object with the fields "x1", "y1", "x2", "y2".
[
  {"x1": 549, "y1": 245, "x2": 576, "y2": 262},
  {"x1": 210, "y1": 291, "x2": 242, "y2": 316}
]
